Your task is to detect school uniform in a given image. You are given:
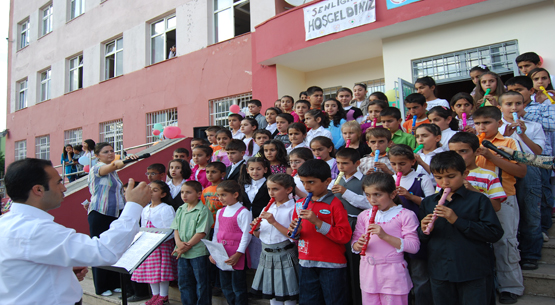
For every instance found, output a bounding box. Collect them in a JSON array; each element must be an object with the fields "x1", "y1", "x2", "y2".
[
  {"x1": 167, "y1": 179, "x2": 186, "y2": 211},
  {"x1": 226, "y1": 160, "x2": 246, "y2": 182},
  {"x1": 243, "y1": 178, "x2": 271, "y2": 269}
]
